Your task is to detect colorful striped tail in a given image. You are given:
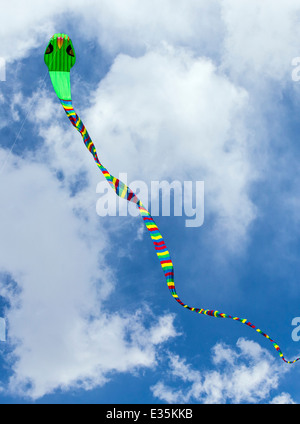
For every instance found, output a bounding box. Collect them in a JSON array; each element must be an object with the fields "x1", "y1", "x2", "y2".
[{"x1": 60, "y1": 99, "x2": 300, "y2": 365}]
